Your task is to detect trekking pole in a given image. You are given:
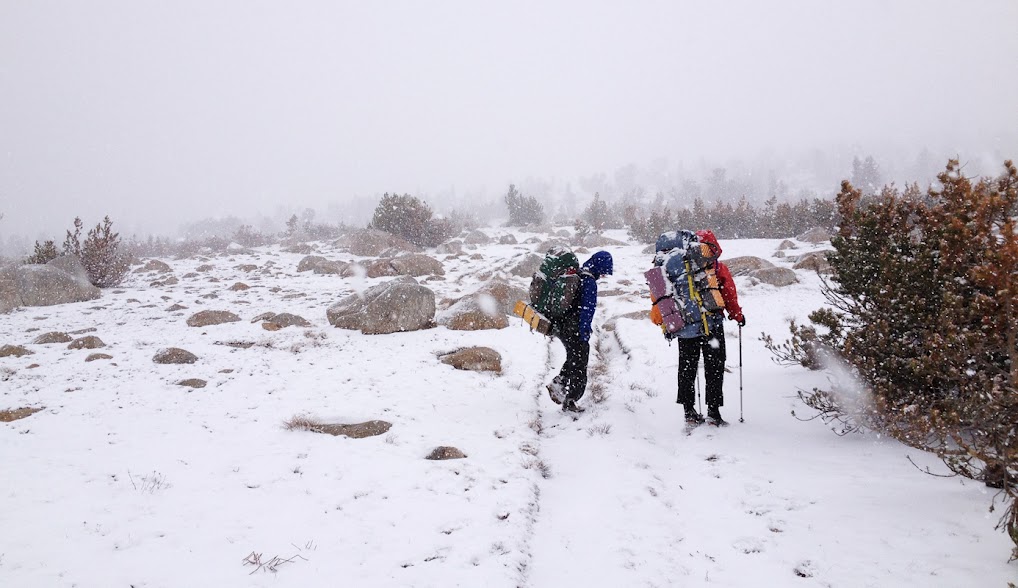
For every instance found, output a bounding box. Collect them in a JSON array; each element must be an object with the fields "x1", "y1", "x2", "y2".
[
  {"x1": 739, "y1": 324, "x2": 744, "y2": 423},
  {"x1": 696, "y1": 370, "x2": 702, "y2": 414}
]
